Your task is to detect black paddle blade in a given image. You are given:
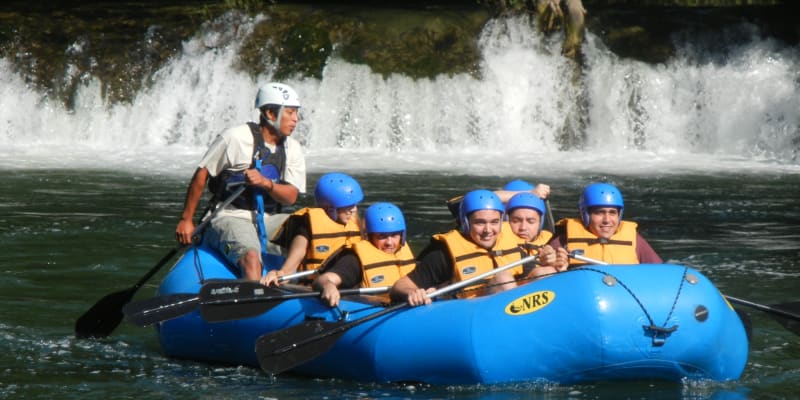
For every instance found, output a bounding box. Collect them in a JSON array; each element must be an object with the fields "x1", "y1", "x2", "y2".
[
  {"x1": 255, "y1": 319, "x2": 346, "y2": 375},
  {"x1": 74, "y1": 246, "x2": 182, "y2": 339},
  {"x1": 255, "y1": 303, "x2": 408, "y2": 375},
  {"x1": 199, "y1": 280, "x2": 289, "y2": 323},
  {"x1": 74, "y1": 287, "x2": 136, "y2": 339},
  {"x1": 769, "y1": 301, "x2": 800, "y2": 336},
  {"x1": 726, "y1": 296, "x2": 800, "y2": 337},
  {"x1": 122, "y1": 293, "x2": 199, "y2": 327}
]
